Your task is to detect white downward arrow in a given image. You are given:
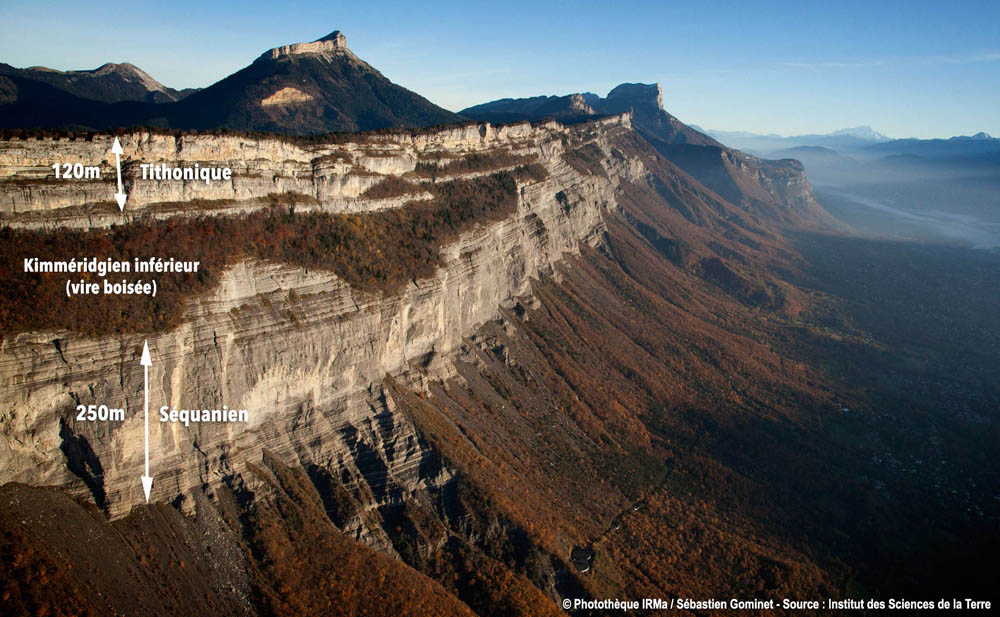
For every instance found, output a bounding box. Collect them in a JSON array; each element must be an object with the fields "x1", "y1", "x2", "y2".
[
  {"x1": 111, "y1": 137, "x2": 128, "y2": 211},
  {"x1": 140, "y1": 340, "x2": 153, "y2": 502}
]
